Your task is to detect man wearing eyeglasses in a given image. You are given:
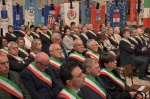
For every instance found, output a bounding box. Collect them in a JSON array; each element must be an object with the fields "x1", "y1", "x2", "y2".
[
  {"x1": 21, "y1": 52, "x2": 56, "y2": 99},
  {"x1": 0, "y1": 52, "x2": 31, "y2": 99}
]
